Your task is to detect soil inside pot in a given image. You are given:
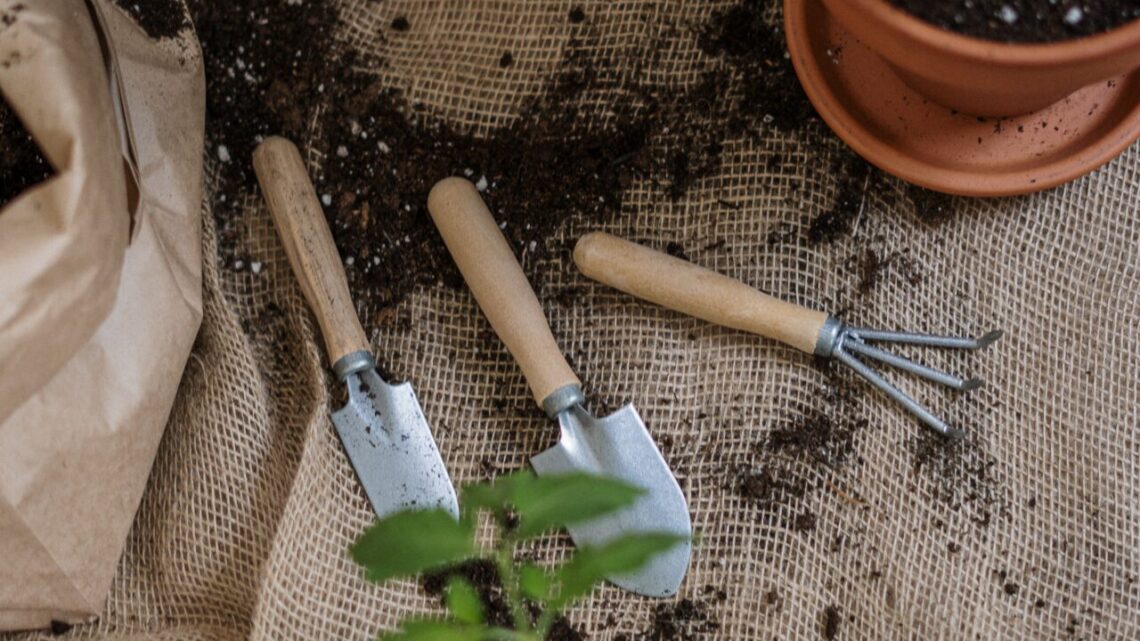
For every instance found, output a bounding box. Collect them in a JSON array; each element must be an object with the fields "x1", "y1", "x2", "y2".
[
  {"x1": 889, "y1": 0, "x2": 1140, "y2": 43},
  {"x1": 0, "y1": 95, "x2": 53, "y2": 209}
]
